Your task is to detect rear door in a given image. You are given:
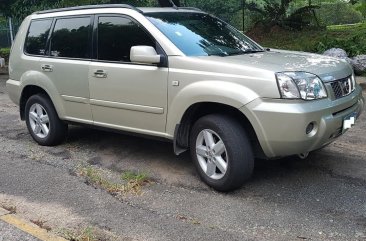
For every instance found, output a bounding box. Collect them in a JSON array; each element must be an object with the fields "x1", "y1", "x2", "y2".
[
  {"x1": 40, "y1": 16, "x2": 93, "y2": 123},
  {"x1": 88, "y1": 15, "x2": 168, "y2": 135}
]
